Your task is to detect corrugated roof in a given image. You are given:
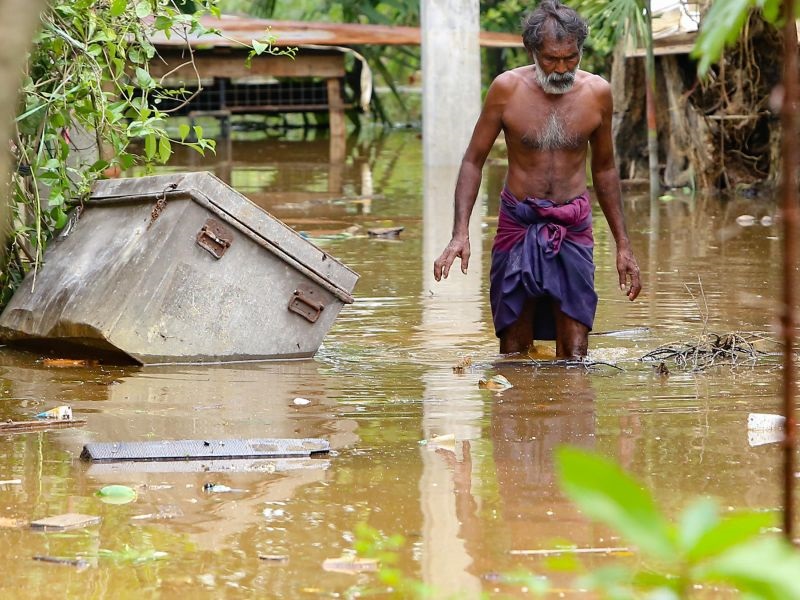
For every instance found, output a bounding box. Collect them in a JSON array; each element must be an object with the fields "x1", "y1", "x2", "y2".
[{"x1": 149, "y1": 14, "x2": 524, "y2": 49}]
